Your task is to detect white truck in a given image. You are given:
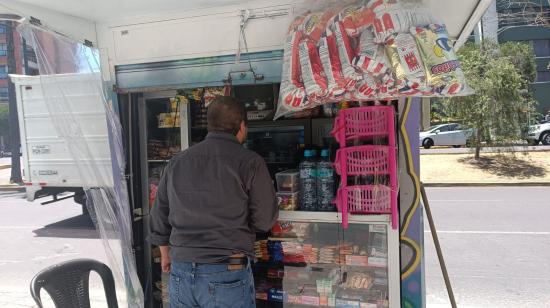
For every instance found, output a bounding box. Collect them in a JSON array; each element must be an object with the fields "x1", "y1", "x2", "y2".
[{"x1": 11, "y1": 73, "x2": 113, "y2": 212}]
